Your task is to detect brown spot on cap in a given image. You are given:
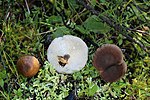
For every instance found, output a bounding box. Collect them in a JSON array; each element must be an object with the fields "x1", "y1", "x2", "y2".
[{"x1": 93, "y1": 44, "x2": 127, "y2": 82}]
